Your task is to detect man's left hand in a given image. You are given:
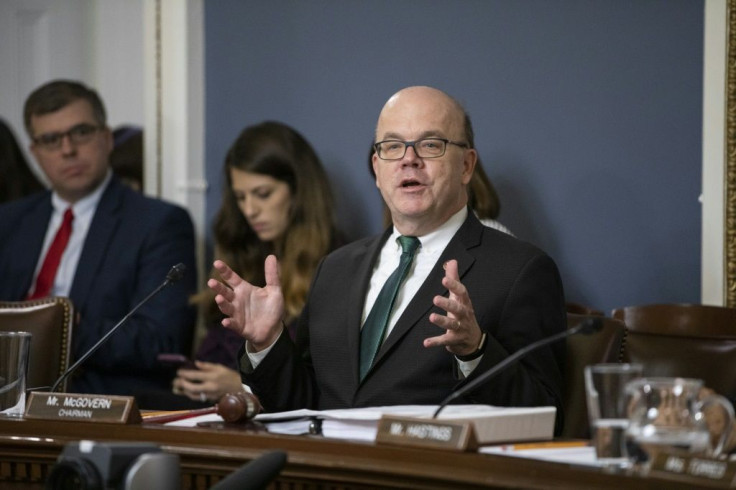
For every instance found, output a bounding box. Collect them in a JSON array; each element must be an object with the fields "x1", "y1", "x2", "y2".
[{"x1": 424, "y1": 259, "x2": 484, "y2": 357}]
